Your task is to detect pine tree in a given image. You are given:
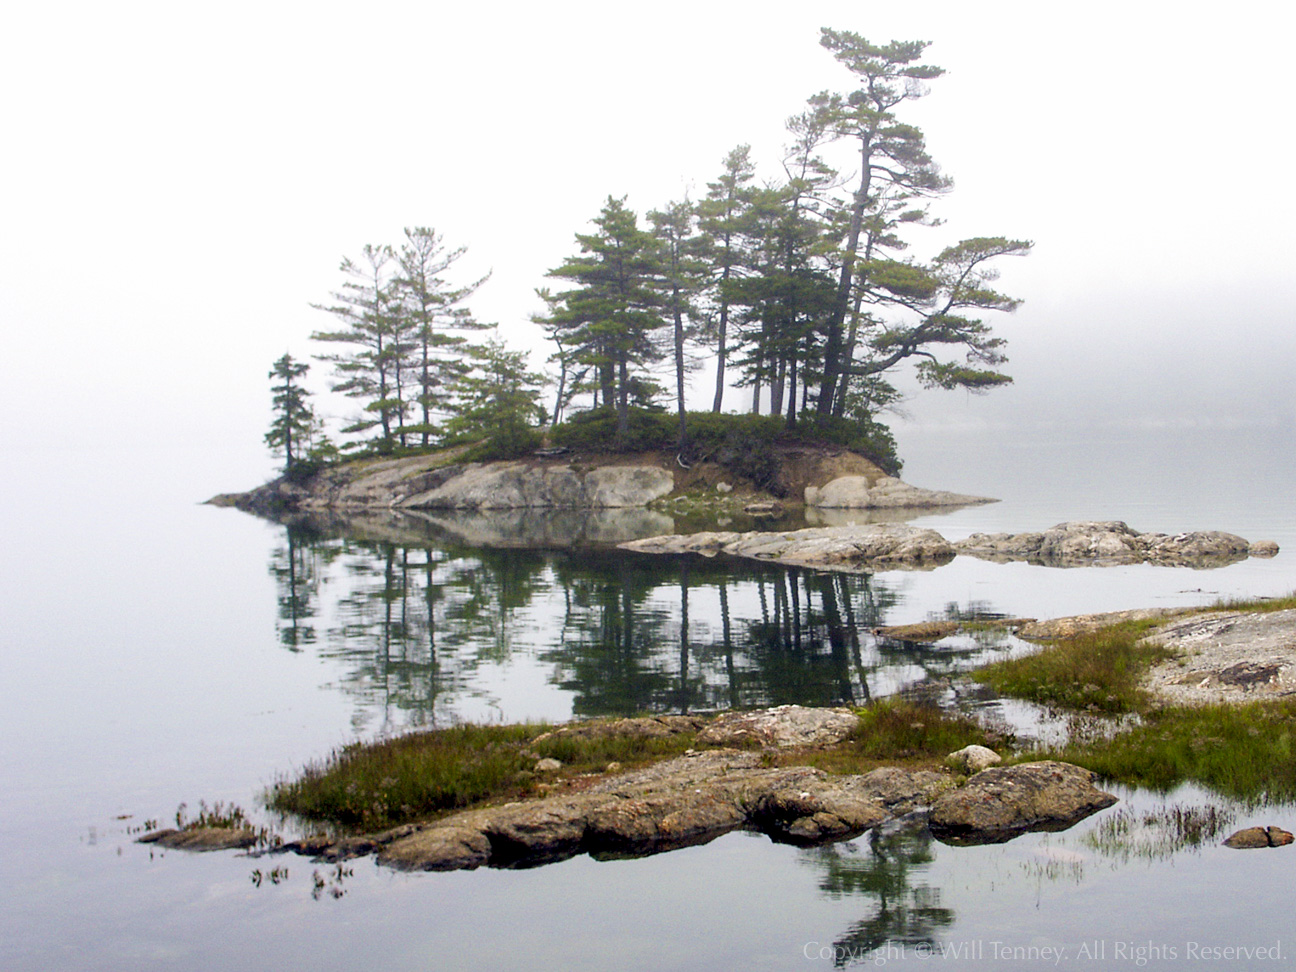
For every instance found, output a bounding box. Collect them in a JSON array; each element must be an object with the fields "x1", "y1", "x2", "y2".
[
  {"x1": 545, "y1": 196, "x2": 665, "y2": 440},
  {"x1": 695, "y1": 145, "x2": 756, "y2": 413},
  {"x1": 648, "y1": 198, "x2": 706, "y2": 449},
  {"x1": 265, "y1": 353, "x2": 315, "y2": 475},
  {"x1": 310, "y1": 245, "x2": 409, "y2": 451},
  {"x1": 394, "y1": 227, "x2": 490, "y2": 447},
  {"x1": 809, "y1": 29, "x2": 951, "y2": 417}
]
